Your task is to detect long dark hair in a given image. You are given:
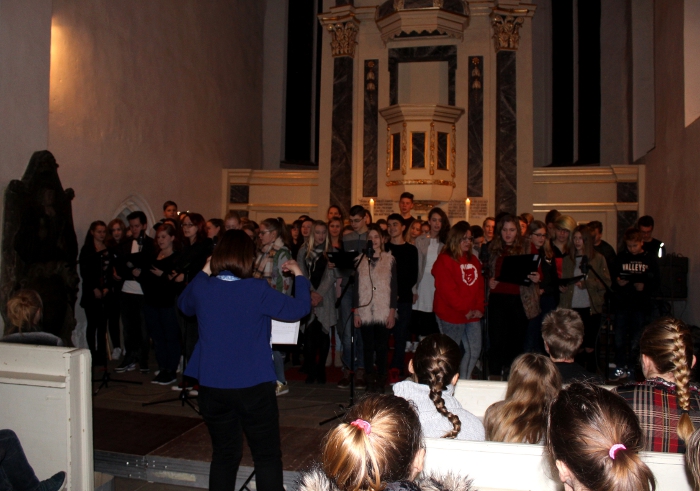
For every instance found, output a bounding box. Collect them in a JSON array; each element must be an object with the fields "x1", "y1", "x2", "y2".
[
  {"x1": 411, "y1": 334, "x2": 462, "y2": 438},
  {"x1": 82, "y1": 220, "x2": 107, "y2": 252},
  {"x1": 428, "y1": 207, "x2": 450, "y2": 243},
  {"x1": 183, "y1": 212, "x2": 207, "y2": 244}
]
